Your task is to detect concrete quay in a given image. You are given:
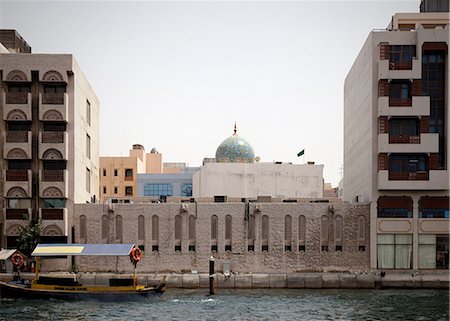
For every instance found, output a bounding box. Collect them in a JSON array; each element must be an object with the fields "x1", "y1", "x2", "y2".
[{"x1": 2, "y1": 271, "x2": 448, "y2": 289}]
